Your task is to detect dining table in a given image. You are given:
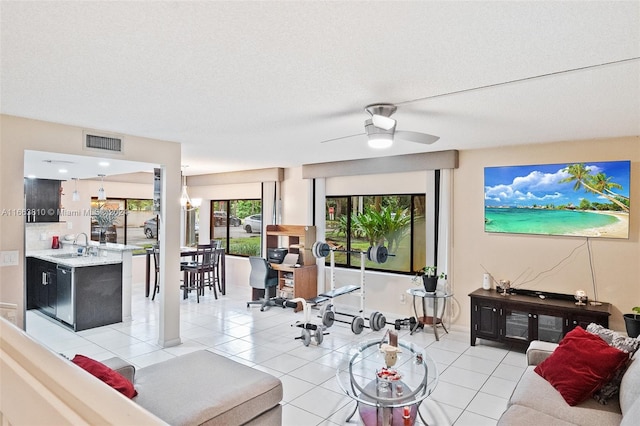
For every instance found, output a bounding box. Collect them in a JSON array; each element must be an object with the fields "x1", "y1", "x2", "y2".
[{"x1": 145, "y1": 246, "x2": 226, "y2": 298}]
